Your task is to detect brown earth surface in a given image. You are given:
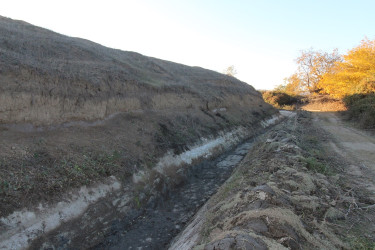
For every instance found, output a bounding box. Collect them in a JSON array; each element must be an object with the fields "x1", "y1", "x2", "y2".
[
  {"x1": 172, "y1": 111, "x2": 375, "y2": 249},
  {"x1": 0, "y1": 16, "x2": 275, "y2": 219},
  {"x1": 313, "y1": 111, "x2": 375, "y2": 201},
  {"x1": 3, "y1": 15, "x2": 375, "y2": 250},
  {"x1": 0, "y1": 15, "x2": 273, "y2": 126},
  {"x1": 301, "y1": 95, "x2": 347, "y2": 112}
]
